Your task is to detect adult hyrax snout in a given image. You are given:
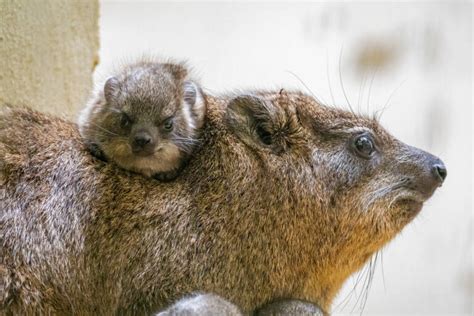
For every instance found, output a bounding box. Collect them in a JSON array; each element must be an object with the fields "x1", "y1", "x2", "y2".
[
  {"x1": 362, "y1": 139, "x2": 447, "y2": 219},
  {"x1": 398, "y1": 145, "x2": 447, "y2": 199}
]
